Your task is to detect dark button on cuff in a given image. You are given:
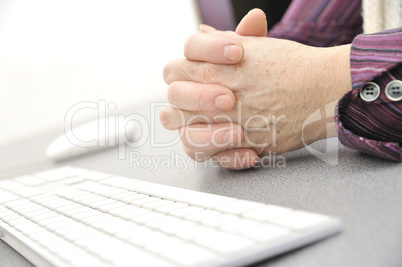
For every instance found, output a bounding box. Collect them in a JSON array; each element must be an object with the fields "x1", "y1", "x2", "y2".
[
  {"x1": 385, "y1": 80, "x2": 402, "y2": 101},
  {"x1": 360, "y1": 82, "x2": 380, "y2": 102}
]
